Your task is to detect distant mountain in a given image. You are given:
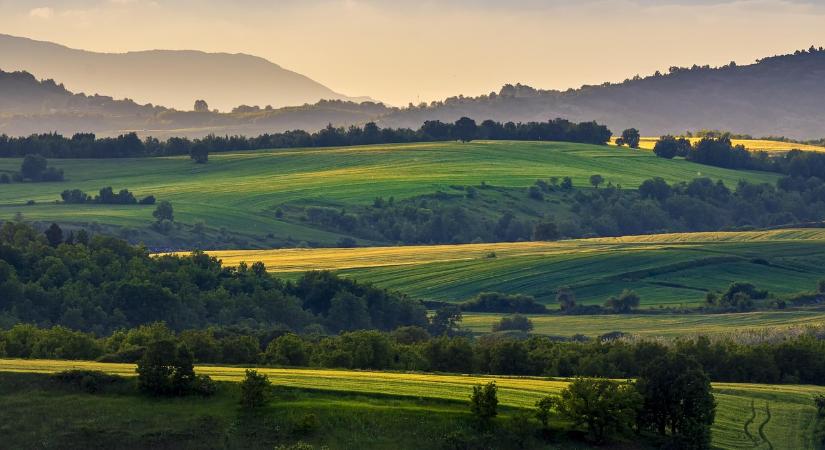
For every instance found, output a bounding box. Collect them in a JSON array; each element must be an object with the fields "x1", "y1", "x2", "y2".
[
  {"x1": 0, "y1": 69, "x2": 392, "y2": 138},
  {"x1": 0, "y1": 34, "x2": 366, "y2": 111},
  {"x1": 379, "y1": 47, "x2": 825, "y2": 140}
]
